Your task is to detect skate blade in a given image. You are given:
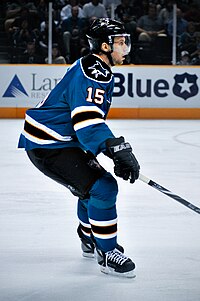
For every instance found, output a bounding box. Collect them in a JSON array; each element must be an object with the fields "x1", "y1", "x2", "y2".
[
  {"x1": 82, "y1": 252, "x2": 95, "y2": 259},
  {"x1": 100, "y1": 266, "x2": 136, "y2": 278}
]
